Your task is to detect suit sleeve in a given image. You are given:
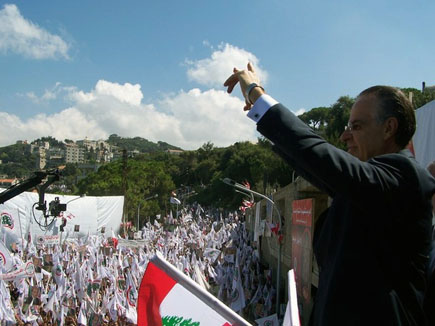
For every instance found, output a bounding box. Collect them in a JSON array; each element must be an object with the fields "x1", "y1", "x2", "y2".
[{"x1": 257, "y1": 103, "x2": 417, "y2": 204}]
